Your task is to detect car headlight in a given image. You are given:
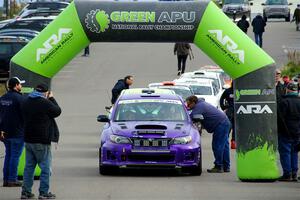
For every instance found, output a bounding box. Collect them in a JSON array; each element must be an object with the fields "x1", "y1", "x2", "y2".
[
  {"x1": 110, "y1": 135, "x2": 132, "y2": 144},
  {"x1": 171, "y1": 136, "x2": 192, "y2": 145}
]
